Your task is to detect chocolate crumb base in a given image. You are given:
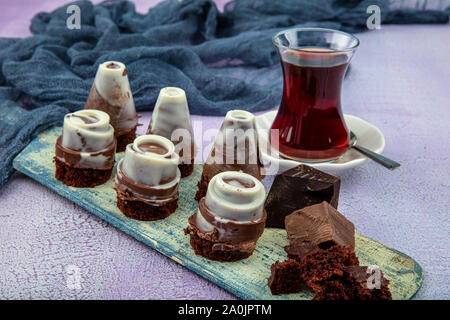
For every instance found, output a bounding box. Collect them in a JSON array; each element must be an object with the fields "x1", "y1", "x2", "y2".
[
  {"x1": 116, "y1": 128, "x2": 137, "y2": 152},
  {"x1": 195, "y1": 175, "x2": 208, "y2": 201},
  {"x1": 116, "y1": 195, "x2": 177, "y2": 221},
  {"x1": 54, "y1": 157, "x2": 112, "y2": 188},
  {"x1": 184, "y1": 229, "x2": 253, "y2": 262},
  {"x1": 179, "y1": 162, "x2": 194, "y2": 178},
  {"x1": 268, "y1": 260, "x2": 304, "y2": 295}
]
